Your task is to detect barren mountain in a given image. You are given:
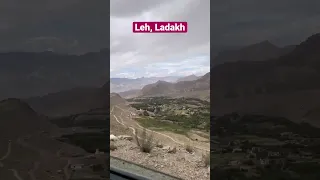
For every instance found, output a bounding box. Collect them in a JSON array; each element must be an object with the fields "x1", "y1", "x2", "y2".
[
  {"x1": 0, "y1": 49, "x2": 109, "y2": 100},
  {"x1": 140, "y1": 80, "x2": 175, "y2": 96},
  {"x1": 0, "y1": 99, "x2": 97, "y2": 180},
  {"x1": 139, "y1": 72, "x2": 210, "y2": 98},
  {"x1": 118, "y1": 89, "x2": 140, "y2": 99},
  {"x1": 111, "y1": 76, "x2": 180, "y2": 92},
  {"x1": 110, "y1": 93, "x2": 127, "y2": 106},
  {"x1": 212, "y1": 33, "x2": 320, "y2": 126},
  {"x1": 176, "y1": 74, "x2": 199, "y2": 82},
  {"x1": 213, "y1": 40, "x2": 295, "y2": 66},
  {"x1": 0, "y1": 98, "x2": 55, "y2": 139},
  {"x1": 26, "y1": 82, "x2": 109, "y2": 117}
]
